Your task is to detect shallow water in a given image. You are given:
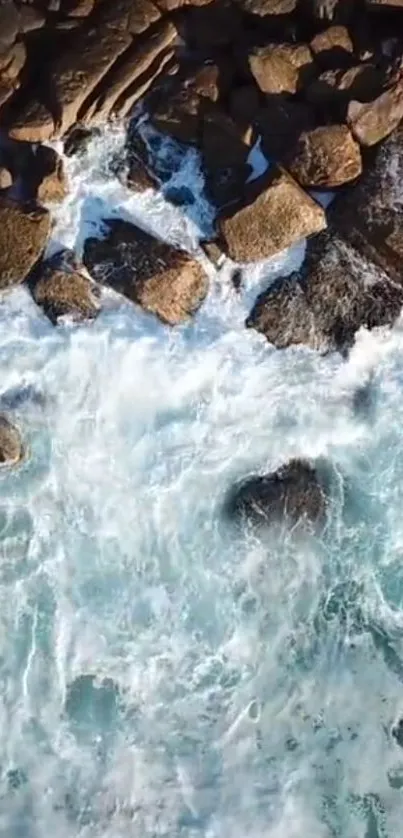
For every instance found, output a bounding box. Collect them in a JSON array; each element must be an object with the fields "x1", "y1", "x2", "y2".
[{"x1": 1, "y1": 125, "x2": 403, "y2": 837}]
